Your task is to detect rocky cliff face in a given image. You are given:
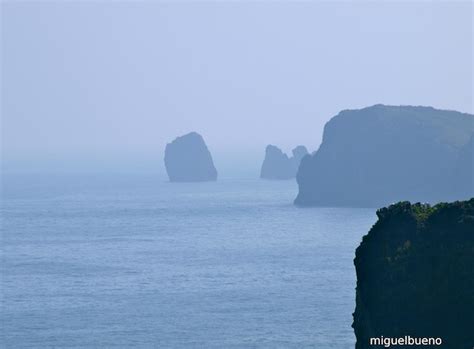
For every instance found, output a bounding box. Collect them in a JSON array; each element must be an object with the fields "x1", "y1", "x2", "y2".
[
  {"x1": 295, "y1": 105, "x2": 474, "y2": 207},
  {"x1": 353, "y1": 199, "x2": 474, "y2": 349},
  {"x1": 260, "y1": 145, "x2": 308, "y2": 180},
  {"x1": 164, "y1": 132, "x2": 217, "y2": 182},
  {"x1": 453, "y1": 135, "x2": 474, "y2": 199}
]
